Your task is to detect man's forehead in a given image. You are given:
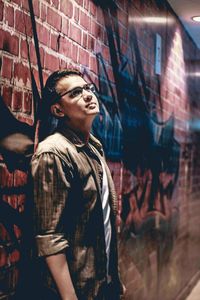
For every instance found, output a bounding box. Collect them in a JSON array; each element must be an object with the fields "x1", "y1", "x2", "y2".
[{"x1": 56, "y1": 75, "x2": 87, "y2": 91}]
